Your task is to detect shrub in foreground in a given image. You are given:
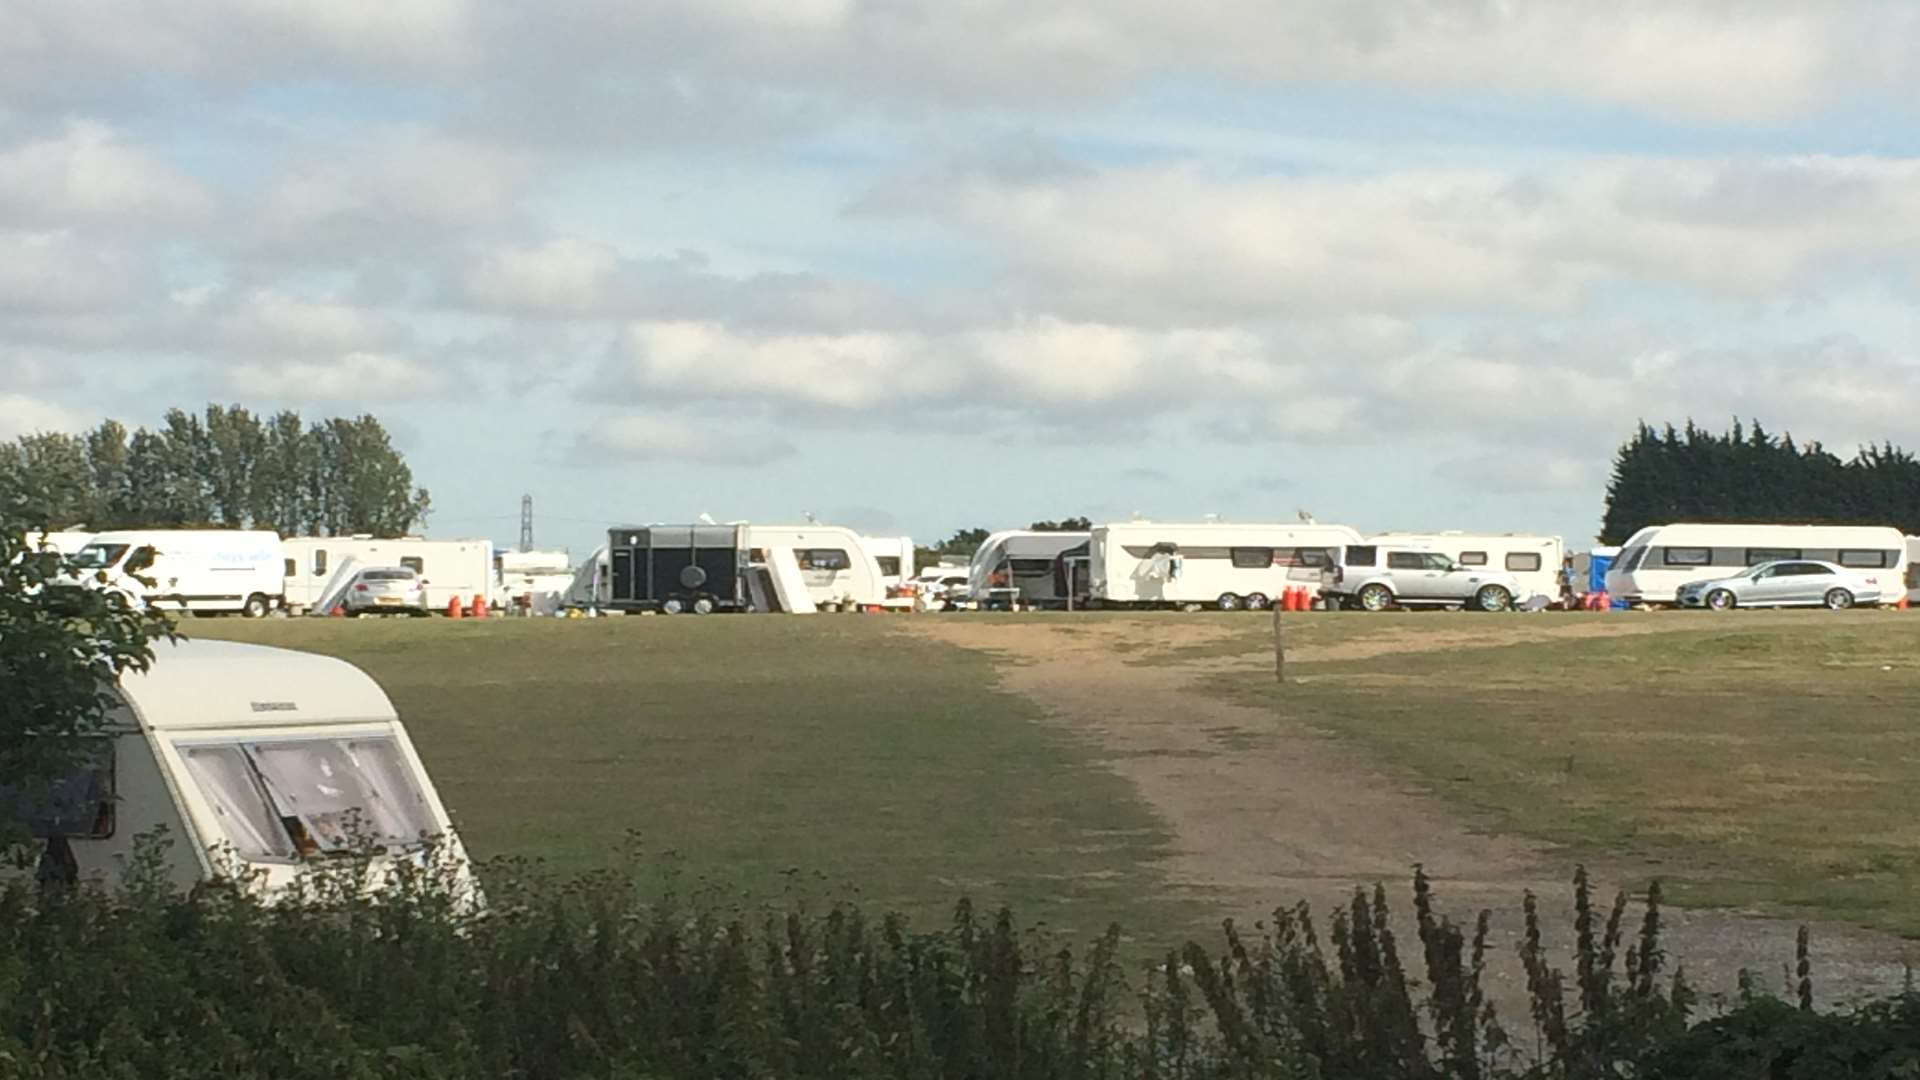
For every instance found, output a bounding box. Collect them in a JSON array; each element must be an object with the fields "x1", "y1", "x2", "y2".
[{"x1": 0, "y1": 849, "x2": 1914, "y2": 1080}]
